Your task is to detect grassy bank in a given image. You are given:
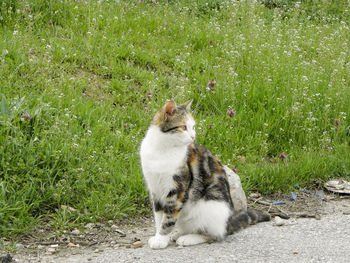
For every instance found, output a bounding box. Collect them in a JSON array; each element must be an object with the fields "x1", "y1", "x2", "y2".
[{"x1": 1, "y1": 0, "x2": 349, "y2": 237}]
